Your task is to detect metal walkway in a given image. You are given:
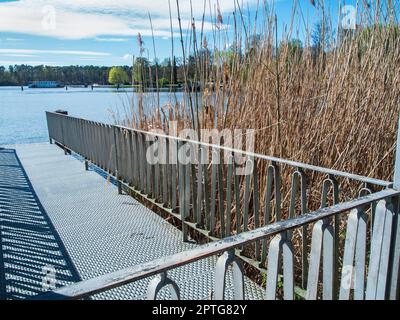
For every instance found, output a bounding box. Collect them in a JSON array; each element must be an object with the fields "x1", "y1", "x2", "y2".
[{"x1": 0, "y1": 143, "x2": 264, "y2": 300}]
